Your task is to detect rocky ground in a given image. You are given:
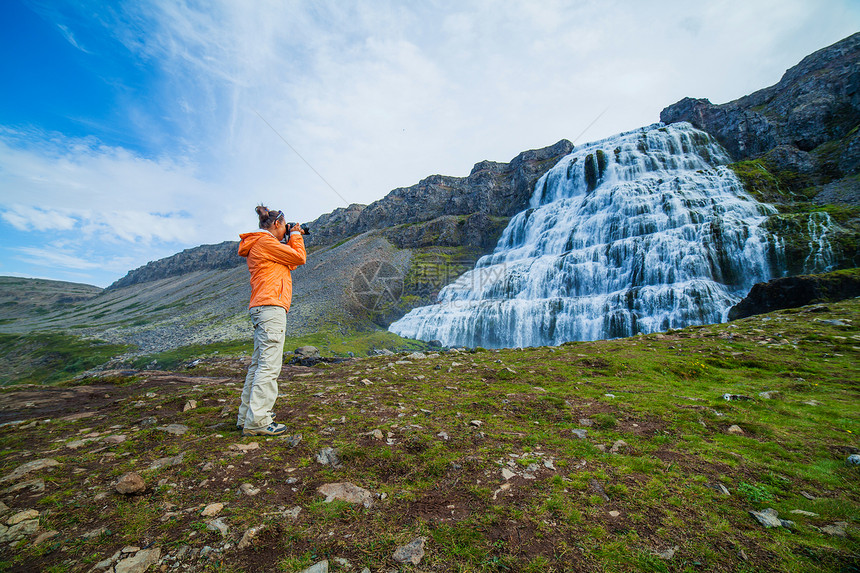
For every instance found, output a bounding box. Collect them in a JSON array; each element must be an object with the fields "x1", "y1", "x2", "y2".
[{"x1": 0, "y1": 300, "x2": 858, "y2": 572}]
